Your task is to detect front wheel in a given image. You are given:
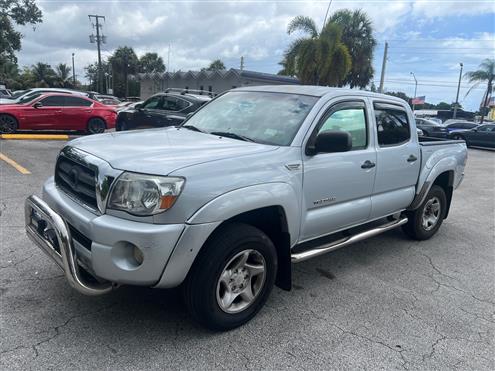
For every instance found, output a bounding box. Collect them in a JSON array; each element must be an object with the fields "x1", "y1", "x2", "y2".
[
  {"x1": 87, "y1": 118, "x2": 106, "y2": 134},
  {"x1": 183, "y1": 223, "x2": 277, "y2": 331},
  {"x1": 0, "y1": 114, "x2": 18, "y2": 134},
  {"x1": 403, "y1": 185, "x2": 447, "y2": 240}
]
